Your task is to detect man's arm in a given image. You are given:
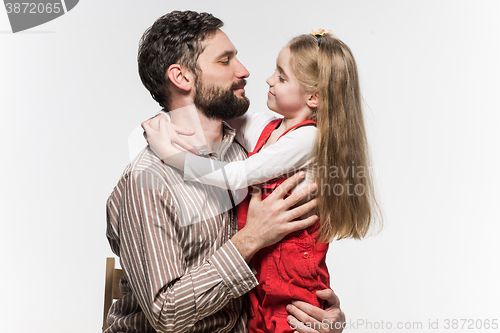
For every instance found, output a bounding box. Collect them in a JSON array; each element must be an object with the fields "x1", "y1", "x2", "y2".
[
  {"x1": 231, "y1": 171, "x2": 319, "y2": 262},
  {"x1": 114, "y1": 169, "x2": 320, "y2": 332},
  {"x1": 117, "y1": 170, "x2": 257, "y2": 333}
]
